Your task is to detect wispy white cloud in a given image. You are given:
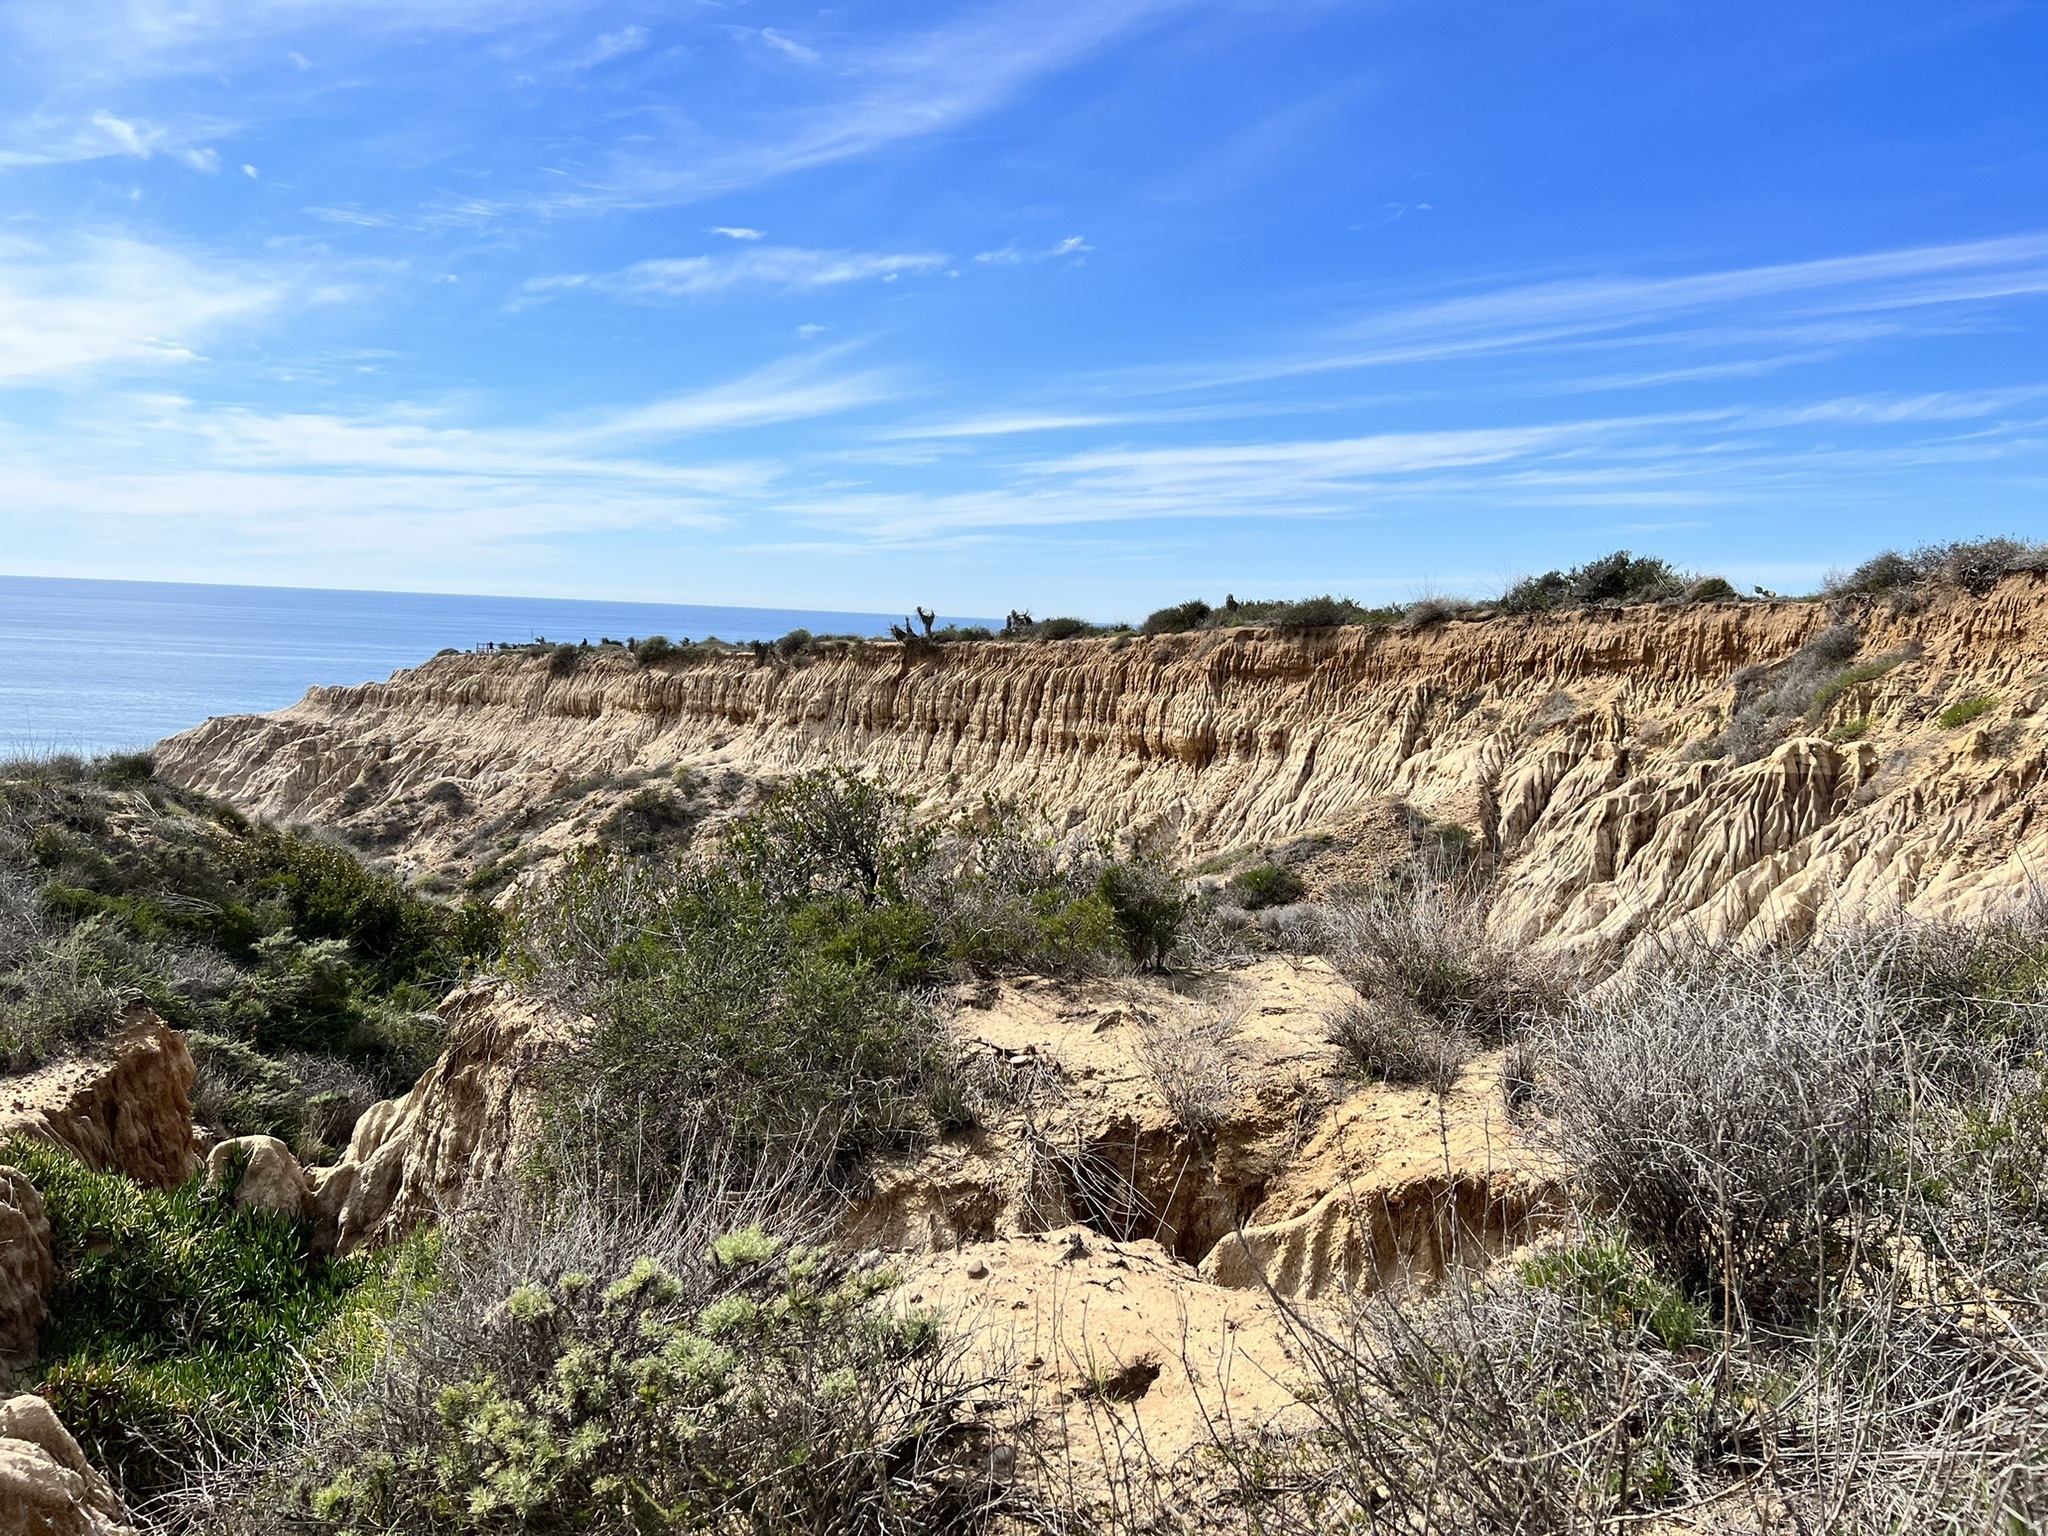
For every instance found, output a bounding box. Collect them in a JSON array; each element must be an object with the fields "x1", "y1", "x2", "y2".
[
  {"x1": 571, "y1": 24, "x2": 649, "y2": 70},
  {"x1": 517, "y1": 0, "x2": 1191, "y2": 212},
  {"x1": 711, "y1": 226, "x2": 765, "y2": 241},
  {"x1": 1123, "y1": 233, "x2": 2048, "y2": 393},
  {"x1": 975, "y1": 235, "x2": 1093, "y2": 266},
  {"x1": 0, "y1": 109, "x2": 229, "y2": 170},
  {"x1": 0, "y1": 234, "x2": 286, "y2": 383},
  {"x1": 529, "y1": 245, "x2": 948, "y2": 301},
  {"x1": 757, "y1": 28, "x2": 820, "y2": 65},
  {"x1": 561, "y1": 352, "x2": 901, "y2": 442}
]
